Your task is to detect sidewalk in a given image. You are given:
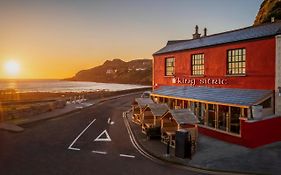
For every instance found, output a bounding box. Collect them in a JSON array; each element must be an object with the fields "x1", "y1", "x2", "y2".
[
  {"x1": 0, "y1": 92, "x2": 142, "y2": 132},
  {"x1": 127, "y1": 112, "x2": 281, "y2": 175}
]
